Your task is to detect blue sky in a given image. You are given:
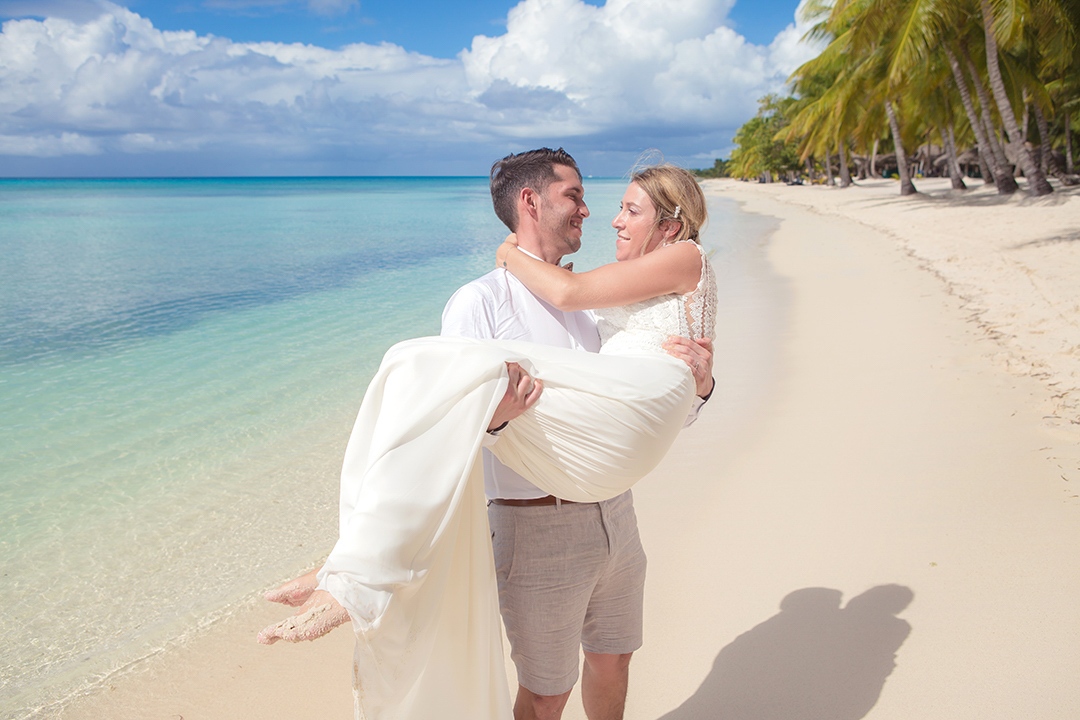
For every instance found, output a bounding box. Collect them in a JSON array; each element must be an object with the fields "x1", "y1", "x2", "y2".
[{"x1": 0, "y1": 0, "x2": 814, "y2": 176}]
